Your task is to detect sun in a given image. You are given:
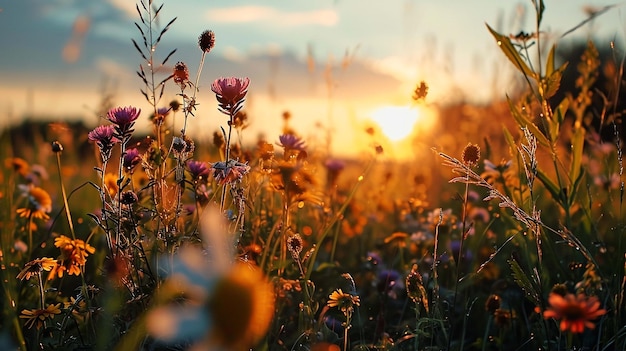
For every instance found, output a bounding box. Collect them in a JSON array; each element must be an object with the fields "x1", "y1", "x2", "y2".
[{"x1": 369, "y1": 105, "x2": 429, "y2": 142}]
